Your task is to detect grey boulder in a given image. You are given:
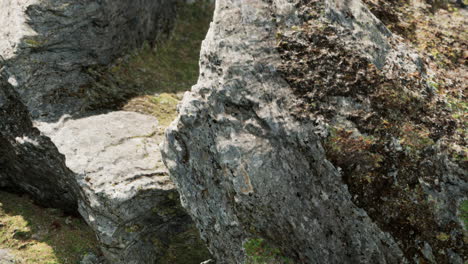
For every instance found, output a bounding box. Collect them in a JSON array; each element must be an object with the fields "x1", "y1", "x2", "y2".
[
  {"x1": 162, "y1": 0, "x2": 466, "y2": 263},
  {"x1": 38, "y1": 111, "x2": 209, "y2": 264},
  {"x1": 0, "y1": 0, "x2": 176, "y2": 121},
  {"x1": 0, "y1": 72, "x2": 77, "y2": 211}
]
